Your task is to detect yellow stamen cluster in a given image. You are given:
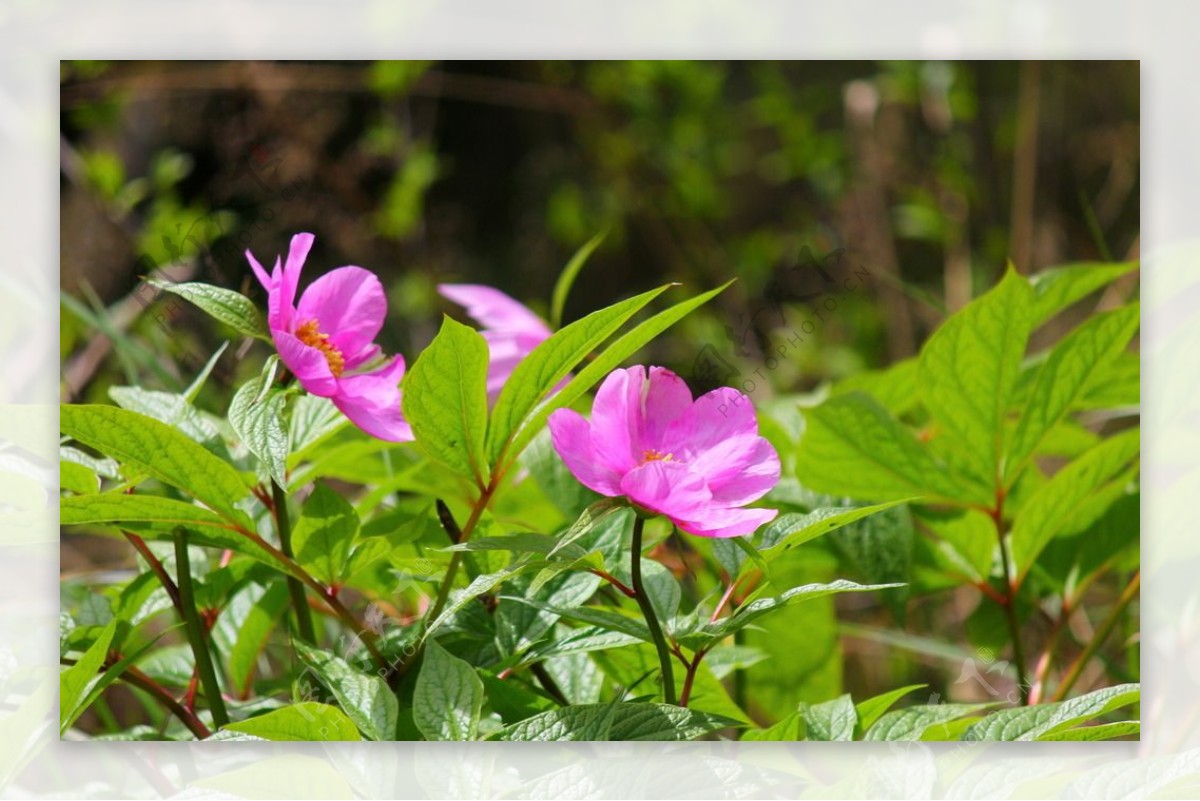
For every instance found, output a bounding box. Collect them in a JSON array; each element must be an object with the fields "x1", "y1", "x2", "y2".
[
  {"x1": 642, "y1": 449, "x2": 674, "y2": 463},
  {"x1": 295, "y1": 319, "x2": 346, "y2": 377}
]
